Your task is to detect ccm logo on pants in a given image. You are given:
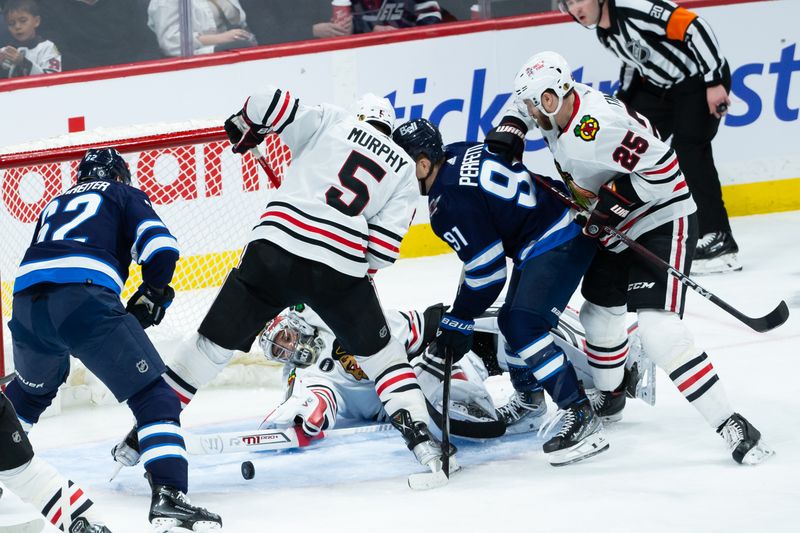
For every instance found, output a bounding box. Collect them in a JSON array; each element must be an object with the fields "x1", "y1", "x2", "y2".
[{"x1": 628, "y1": 282, "x2": 655, "y2": 290}]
